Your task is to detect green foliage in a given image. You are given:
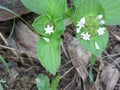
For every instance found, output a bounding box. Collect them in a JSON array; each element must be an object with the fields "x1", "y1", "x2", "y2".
[
  {"x1": 77, "y1": 29, "x2": 109, "y2": 56},
  {"x1": 51, "y1": 75, "x2": 60, "y2": 90},
  {"x1": 36, "y1": 74, "x2": 60, "y2": 90},
  {"x1": 73, "y1": 0, "x2": 105, "y2": 24},
  {"x1": 73, "y1": 0, "x2": 84, "y2": 8},
  {"x1": 0, "y1": 79, "x2": 8, "y2": 90},
  {"x1": 21, "y1": 0, "x2": 68, "y2": 19},
  {"x1": 37, "y1": 38, "x2": 61, "y2": 75},
  {"x1": 32, "y1": 15, "x2": 65, "y2": 37},
  {"x1": 36, "y1": 74, "x2": 50, "y2": 90},
  {"x1": 97, "y1": 0, "x2": 120, "y2": 25}
]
